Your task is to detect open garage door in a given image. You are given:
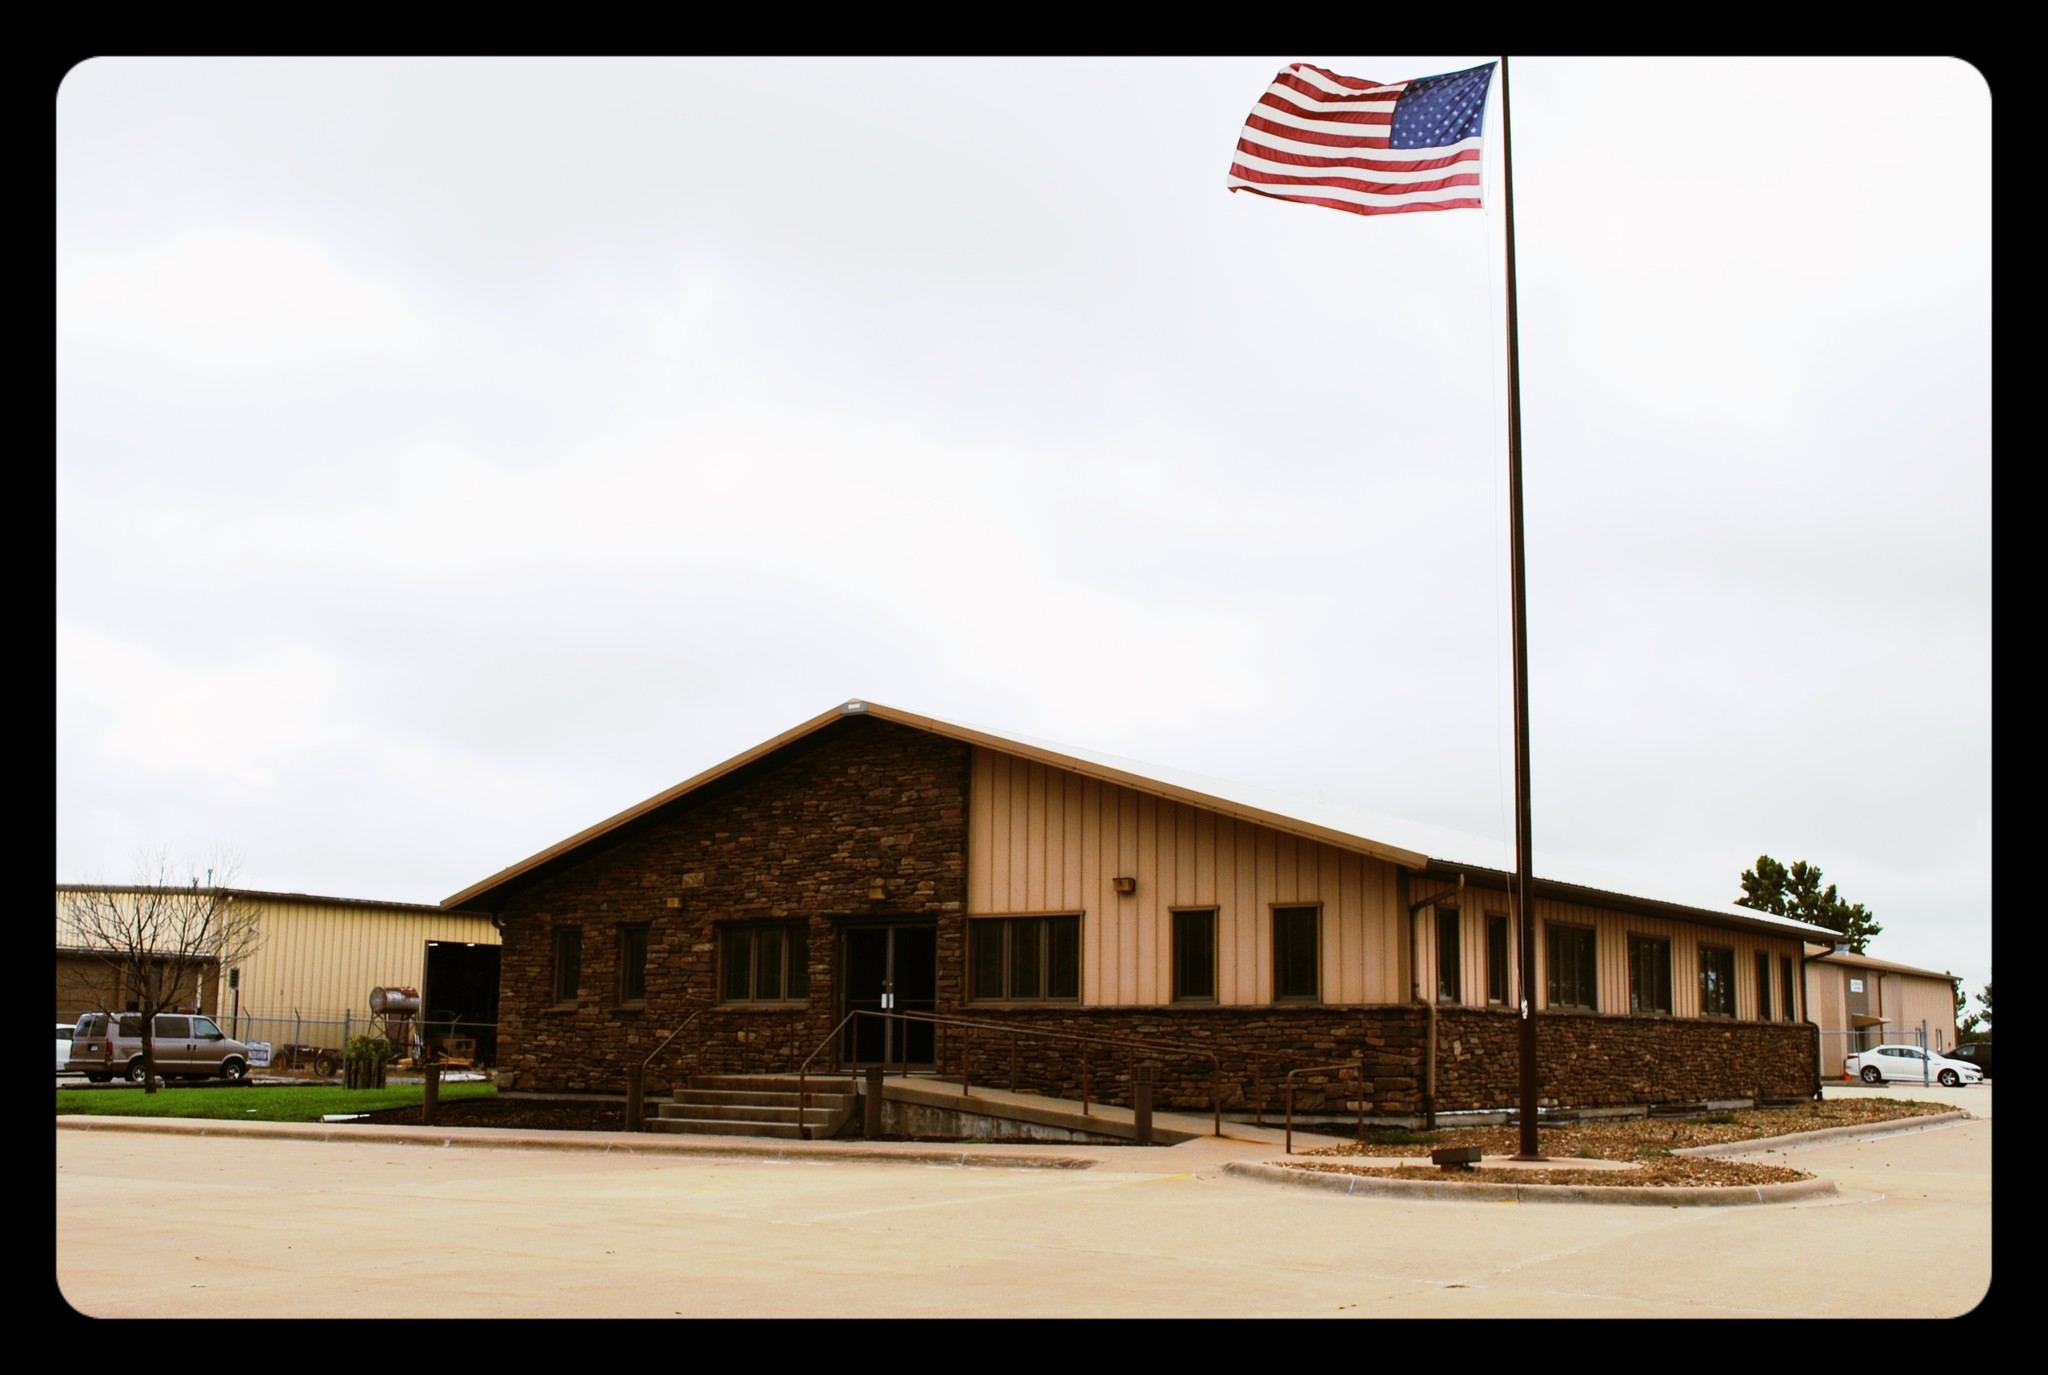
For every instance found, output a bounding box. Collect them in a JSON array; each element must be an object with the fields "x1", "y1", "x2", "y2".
[{"x1": 423, "y1": 941, "x2": 501, "y2": 1066}]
